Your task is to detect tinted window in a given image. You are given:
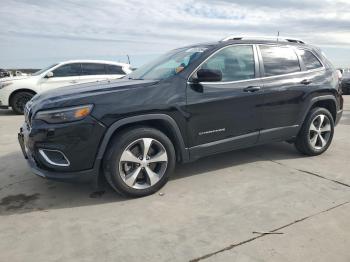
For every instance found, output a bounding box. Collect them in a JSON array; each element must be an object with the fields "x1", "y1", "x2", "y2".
[
  {"x1": 81, "y1": 63, "x2": 106, "y2": 75},
  {"x1": 260, "y1": 46, "x2": 301, "y2": 76},
  {"x1": 52, "y1": 64, "x2": 81, "y2": 77},
  {"x1": 200, "y1": 45, "x2": 255, "y2": 82},
  {"x1": 106, "y1": 65, "x2": 125, "y2": 75},
  {"x1": 297, "y1": 49, "x2": 323, "y2": 70}
]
